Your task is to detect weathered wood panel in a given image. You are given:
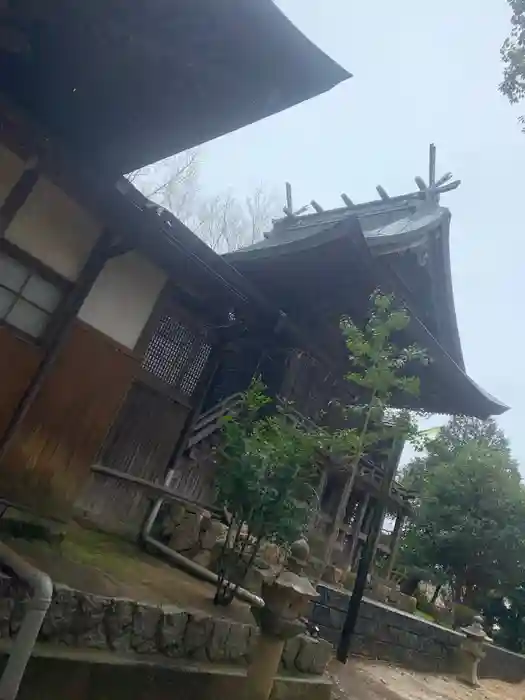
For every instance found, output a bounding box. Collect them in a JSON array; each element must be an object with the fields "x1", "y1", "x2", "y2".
[
  {"x1": 0, "y1": 326, "x2": 41, "y2": 436},
  {"x1": 0, "y1": 322, "x2": 137, "y2": 520},
  {"x1": 77, "y1": 381, "x2": 189, "y2": 535}
]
